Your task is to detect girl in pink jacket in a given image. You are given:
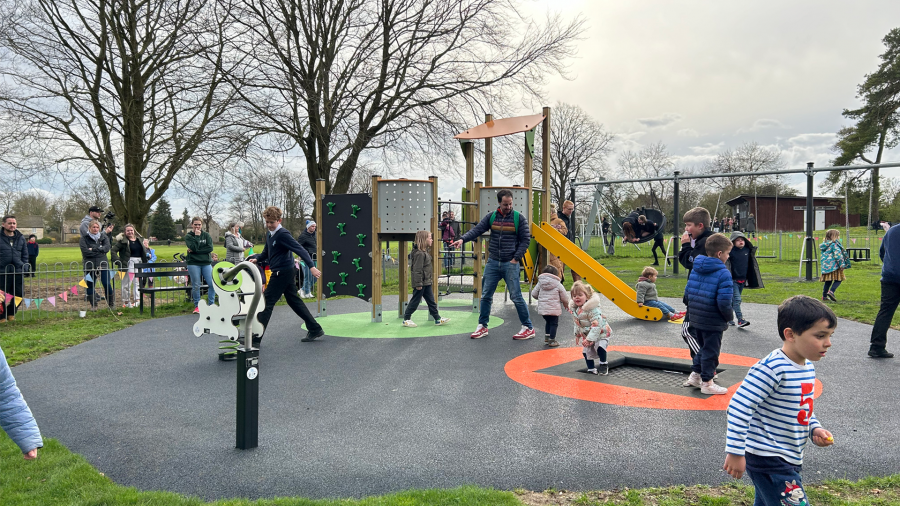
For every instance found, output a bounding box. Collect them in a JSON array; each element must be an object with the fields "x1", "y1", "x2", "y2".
[{"x1": 530, "y1": 265, "x2": 569, "y2": 347}]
